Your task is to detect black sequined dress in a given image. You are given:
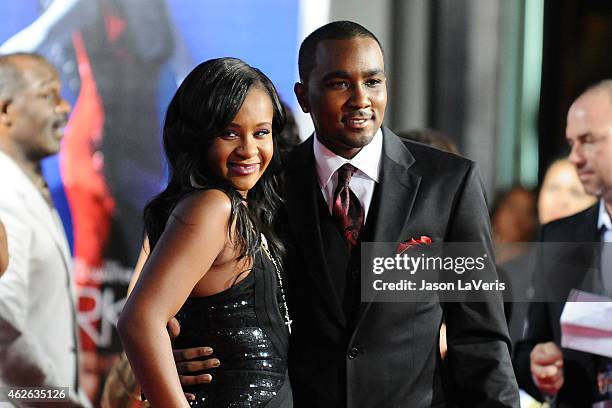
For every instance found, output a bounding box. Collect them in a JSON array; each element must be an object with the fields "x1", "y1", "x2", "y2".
[{"x1": 175, "y1": 250, "x2": 292, "y2": 407}]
